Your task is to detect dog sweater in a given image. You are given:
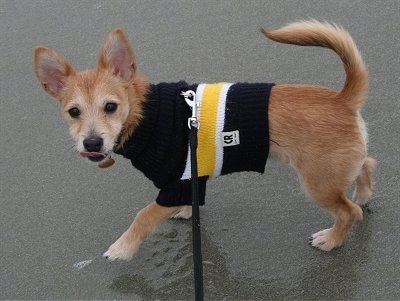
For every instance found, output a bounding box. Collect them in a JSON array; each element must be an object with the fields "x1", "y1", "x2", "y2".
[{"x1": 114, "y1": 81, "x2": 274, "y2": 207}]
